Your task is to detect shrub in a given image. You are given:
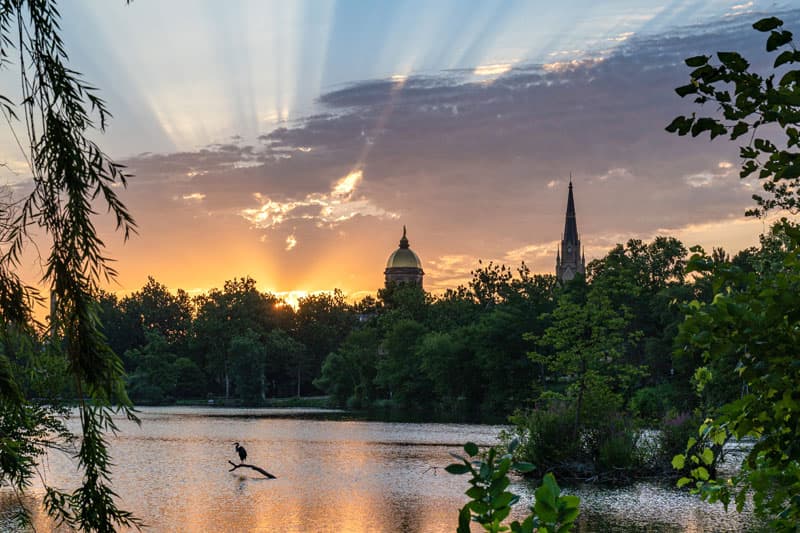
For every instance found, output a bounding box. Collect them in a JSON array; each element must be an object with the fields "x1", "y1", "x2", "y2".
[
  {"x1": 510, "y1": 404, "x2": 580, "y2": 472},
  {"x1": 629, "y1": 384, "x2": 676, "y2": 422}
]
